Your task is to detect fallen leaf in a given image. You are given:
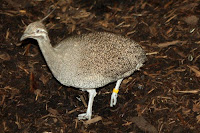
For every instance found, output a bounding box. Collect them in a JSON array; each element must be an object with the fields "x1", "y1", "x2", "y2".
[
  {"x1": 39, "y1": 74, "x2": 51, "y2": 85},
  {"x1": 129, "y1": 116, "x2": 158, "y2": 133},
  {"x1": 57, "y1": 0, "x2": 68, "y2": 6},
  {"x1": 122, "y1": 77, "x2": 133, "y2": 84},
  {"x1": 193, "y1": 102, "x2": 200, "y2": 113},
  {"x1": 183, "y1": 15, "x2": 199, "y2": 25},
  {"x1": 72, "y1": 9, "x2": 91, "y2": 19},
  {"x1": 149, "y1": 25, "x2": 157, "y2": 37},
  {"x1": 0, "y1": 52, "x2": 10, "y2": 61},
  {"x1": 48, "y1": 108, "x2": 60, "y2": 116},
  {"x1": 99, "y1": 20, "x2": 109, "y2": 28}
]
